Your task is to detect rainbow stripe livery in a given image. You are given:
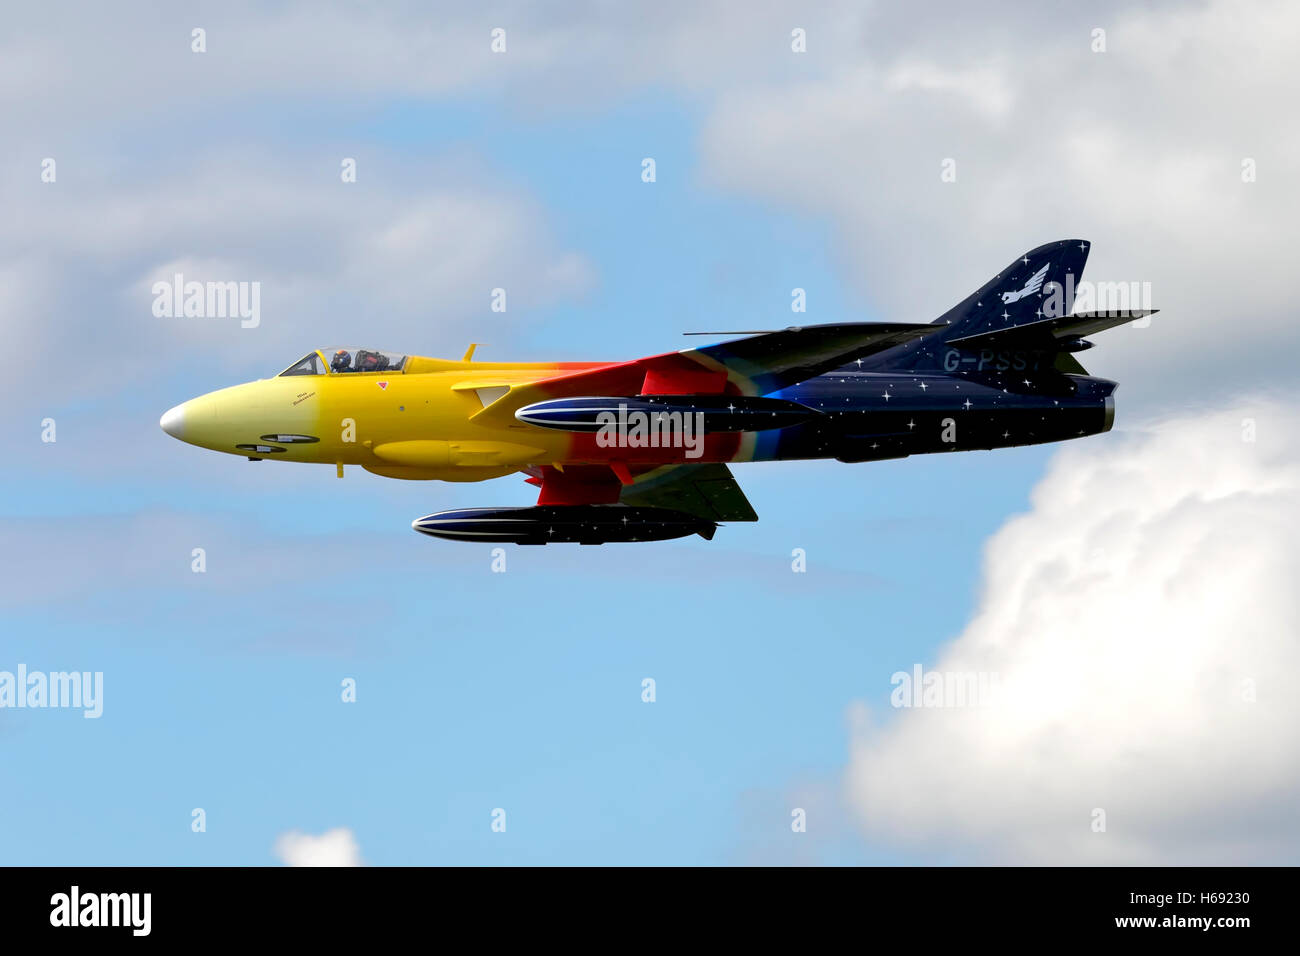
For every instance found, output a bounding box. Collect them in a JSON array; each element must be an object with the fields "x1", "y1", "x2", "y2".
[{"x1": 161, "y1": 241, "x2": 1153, "y2": 543}]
